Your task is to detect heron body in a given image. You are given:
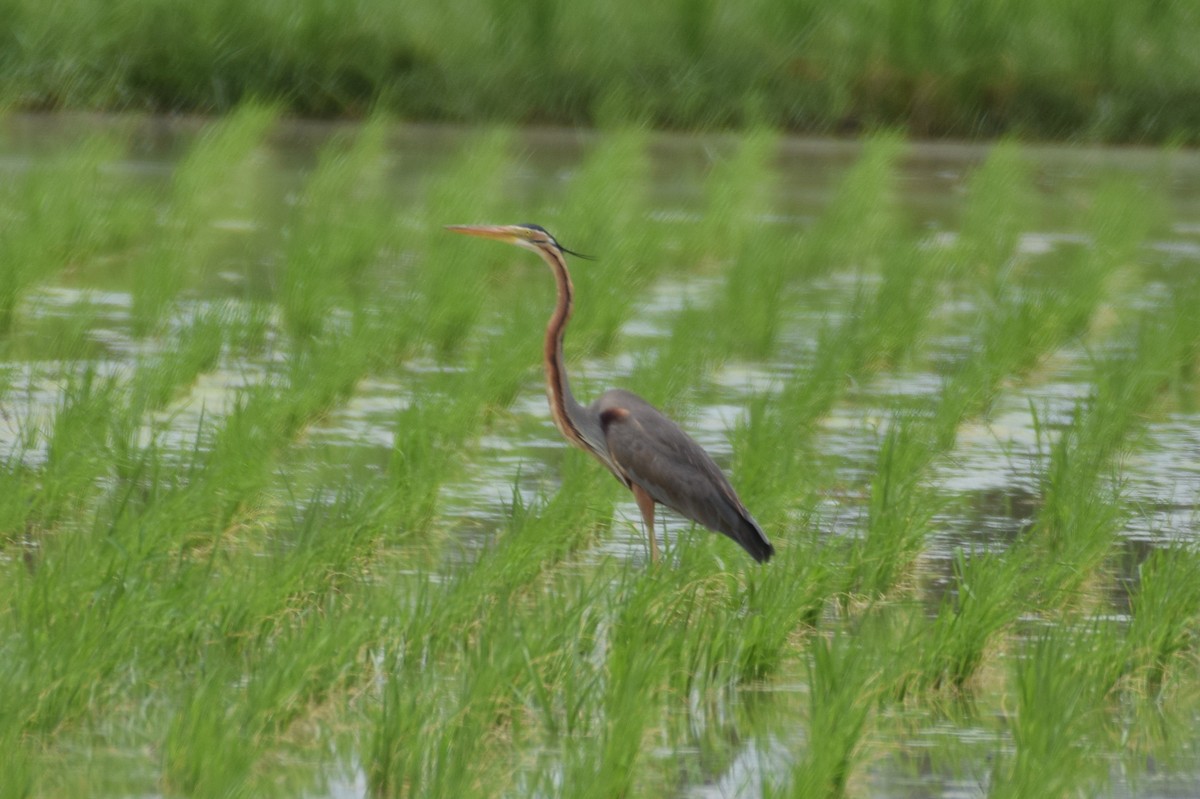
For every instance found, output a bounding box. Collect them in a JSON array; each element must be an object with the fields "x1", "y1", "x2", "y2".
[{"x1": 445, "y1": 223, "x2": 774, "y2": 564}]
